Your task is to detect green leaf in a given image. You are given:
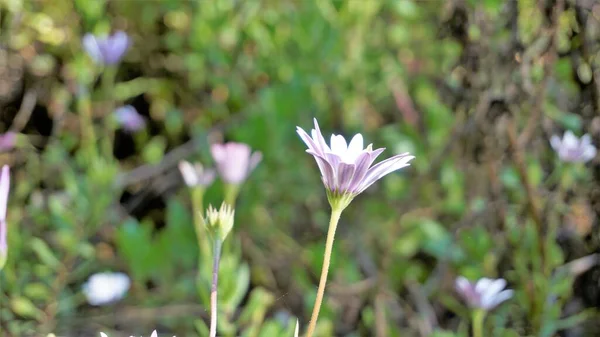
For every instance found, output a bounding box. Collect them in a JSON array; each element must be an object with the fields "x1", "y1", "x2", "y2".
[
  {"x1": 11, "y1": 297, "x2": 44, "y2": 321},
  {"x1": 31, "y1": 238, "x2": 61, "y2": 270}
]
